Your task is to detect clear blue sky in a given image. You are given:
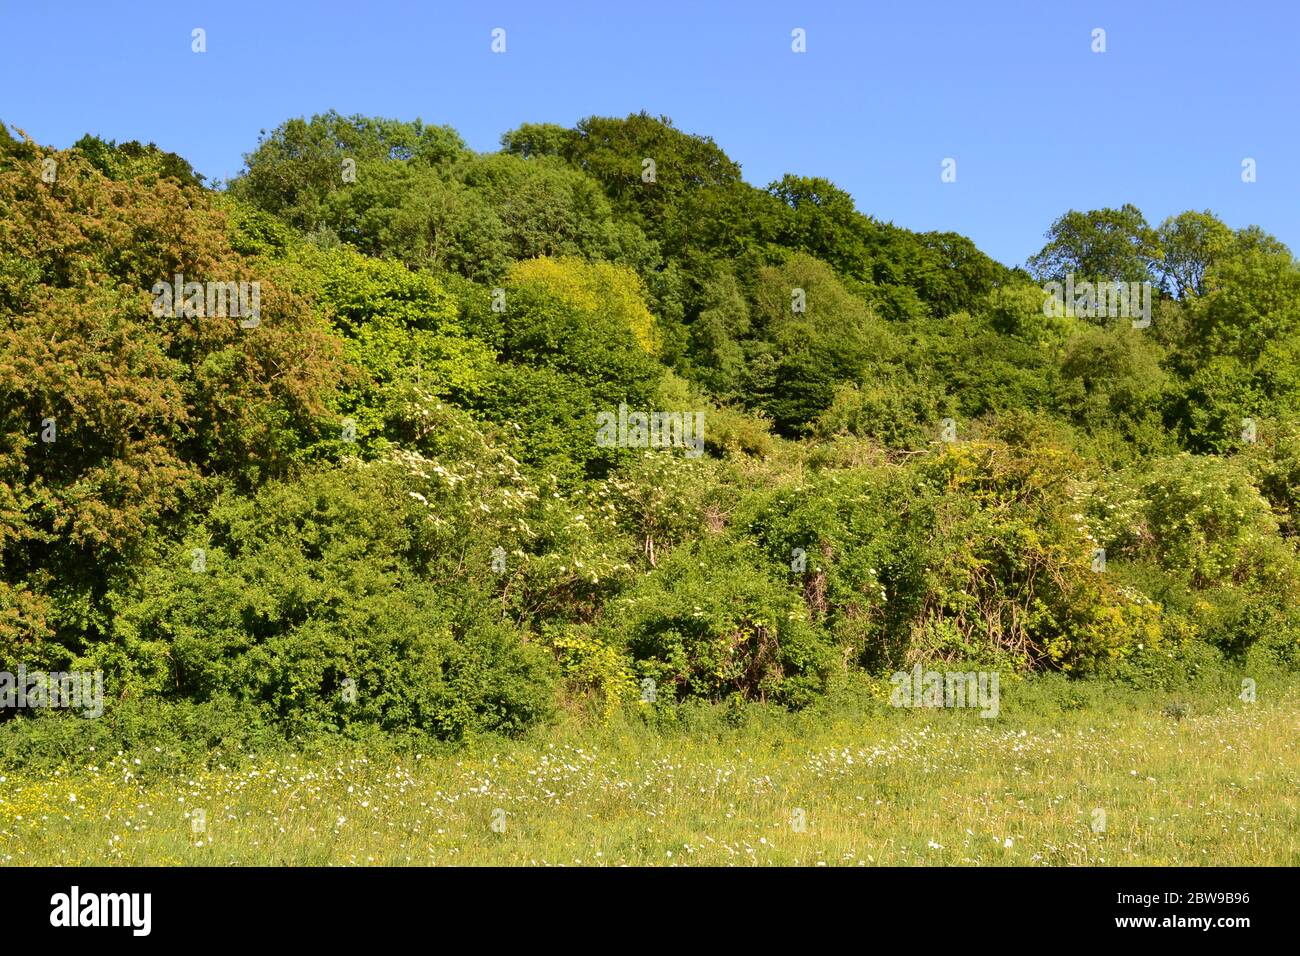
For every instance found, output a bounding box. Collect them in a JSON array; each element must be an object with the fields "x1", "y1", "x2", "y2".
[{"x1": 3, "y1": 0, "x2": 1296, "y2": 267}]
